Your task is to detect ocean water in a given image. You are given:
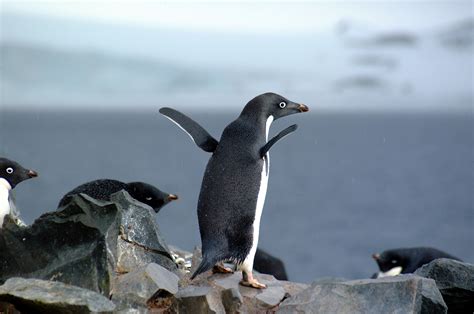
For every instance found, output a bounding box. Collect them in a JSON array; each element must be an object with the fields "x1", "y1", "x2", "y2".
[{"x1": 0, "y1": 110, "x2": 472, "y2": 282}]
